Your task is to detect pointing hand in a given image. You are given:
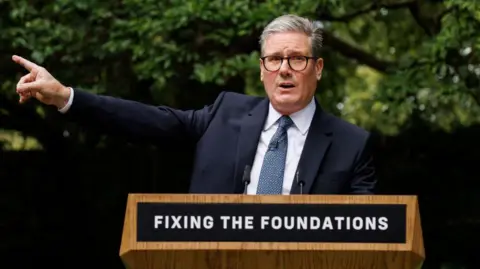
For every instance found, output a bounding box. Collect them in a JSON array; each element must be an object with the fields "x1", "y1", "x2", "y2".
[{"x1": 13, "y1": 55, "x2": 70, "y2": 109}]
